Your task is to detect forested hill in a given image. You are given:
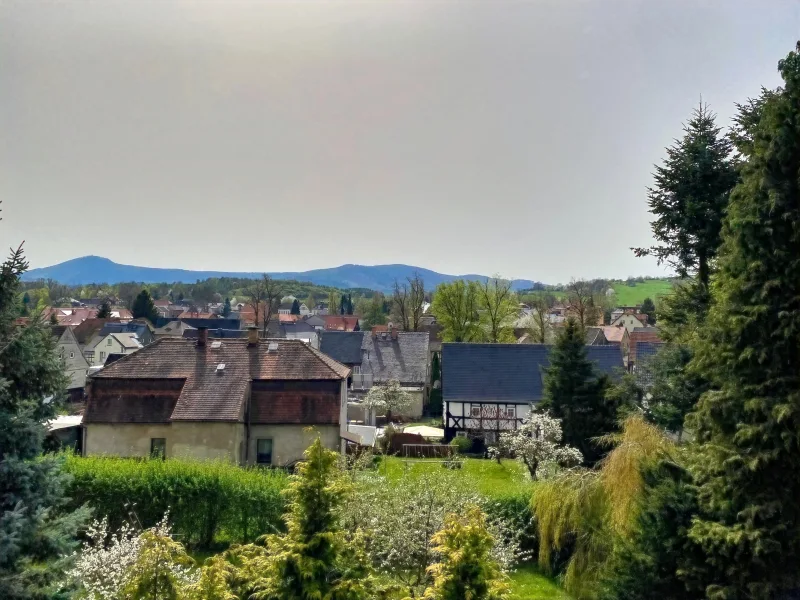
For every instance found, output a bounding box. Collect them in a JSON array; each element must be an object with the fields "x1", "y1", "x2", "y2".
[{"x1": 23, "y1": 256, "x2": 540, "y2": 293}]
